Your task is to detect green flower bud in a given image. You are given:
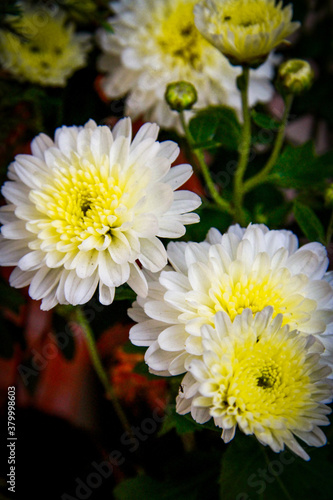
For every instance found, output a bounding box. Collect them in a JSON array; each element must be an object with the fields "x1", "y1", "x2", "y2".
[
  {"x1": 277, "y1": 59, "x2": 314, "y2": 95},
  {"x1": 165, "y1": 81, "x2": 197, "y2": 112},
  {"x1": 325, "y1": 184, "x2": 333, "y2": 207}
]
